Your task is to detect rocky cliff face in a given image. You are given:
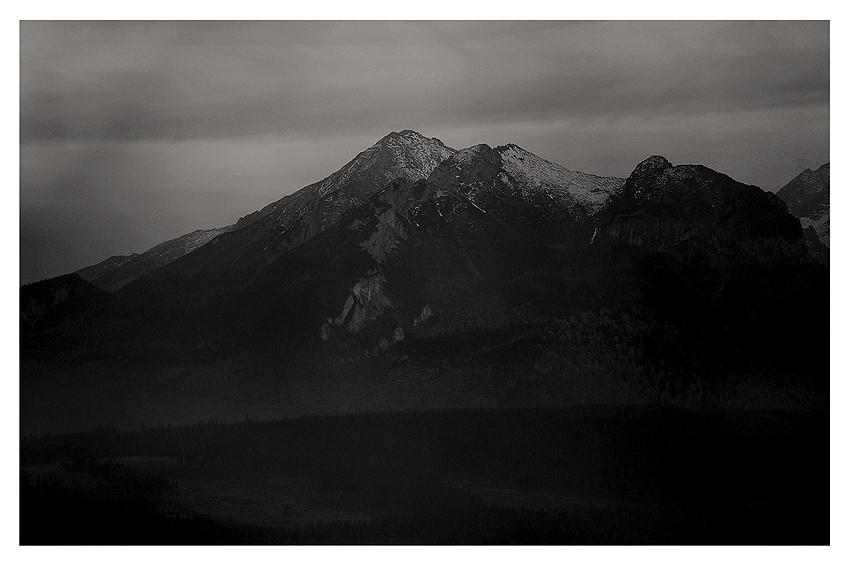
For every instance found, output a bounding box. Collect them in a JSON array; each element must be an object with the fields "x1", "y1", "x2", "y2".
[{"x1": 777, "y1": 163, "x2": 829, "y2": 247}]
